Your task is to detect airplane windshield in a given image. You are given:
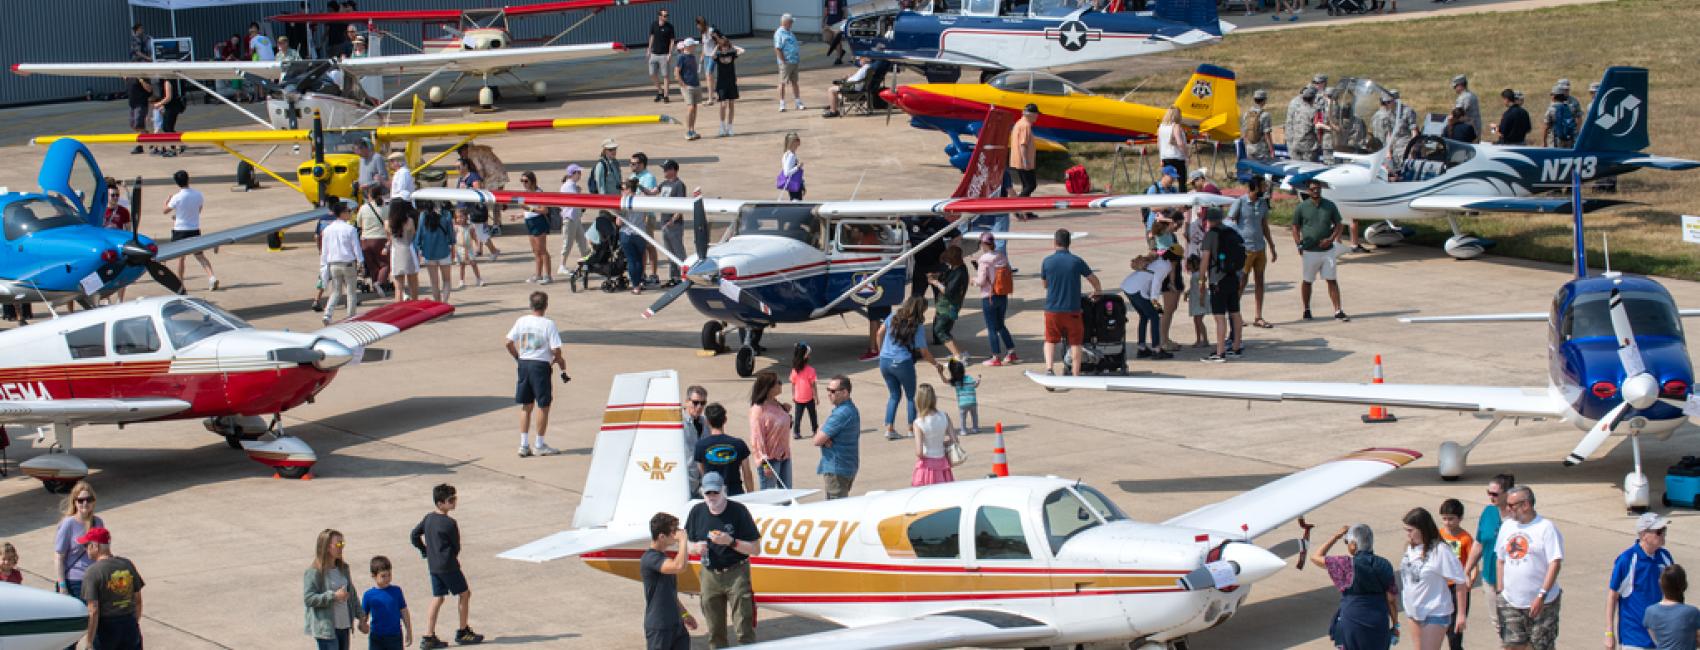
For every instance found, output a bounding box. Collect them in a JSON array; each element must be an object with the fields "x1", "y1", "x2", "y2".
[
  {"x1": 1563, "y1": 290, "x2": 1683, "y2": 340},
  {"x1": 987, "y1": 71, "x2": 1090, "y2": 97},
  {"x1": 1029, "y1": 0, "x2": 1080, "y2": 17},
  {"x1": 1074, "y1": 485, "x2": 1128, "y2": 522},
  {"x1": 1042, "y1": 488, "x2": 1103, "y2": 554},
  {"x1": 3, "y1": 197, "x2": 84, "y2": 241},
  {"x1": 161, "y1": 299, "x2": 249, "y2": 348},
  {"x1": 737, "y1": 204, "x2": 822, "y2": 246}
]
